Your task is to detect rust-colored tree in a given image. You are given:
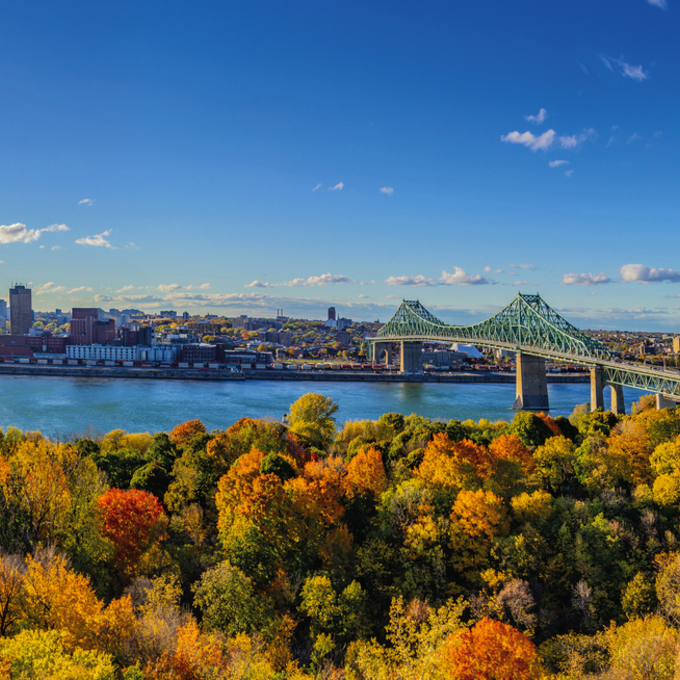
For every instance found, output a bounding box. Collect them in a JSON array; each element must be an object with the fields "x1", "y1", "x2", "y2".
[
  {"x1": 170, "y1": 419, "x2": 207, "y2": 447},
  {"x1": 345, "y1": 447, "x2": 387, "y2": 499},
  {"x1": 96, "y1": 488, "x2": 167, "y2": 575},
  {"x1": 488, "y1": 434, "x2": 535, "y2": 474},
  {"x1": 440, "y1": 617, "x2": 539, "y2": 680}
]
